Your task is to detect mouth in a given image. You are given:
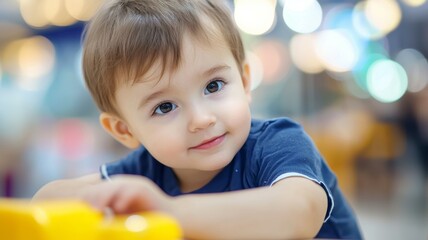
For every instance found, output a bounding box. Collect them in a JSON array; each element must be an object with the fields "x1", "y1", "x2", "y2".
[{"x1": 190, "y1": 133, "x2": 226, "y2": 150}]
